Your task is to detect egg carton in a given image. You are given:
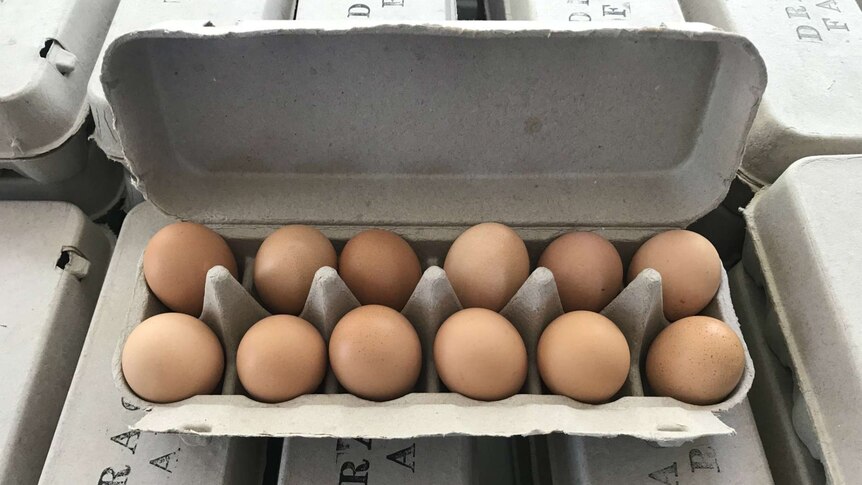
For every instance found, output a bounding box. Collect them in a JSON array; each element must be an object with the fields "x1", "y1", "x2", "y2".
[
  {"x1": 278, "y1": 436, "x2": 516, "y2": 485},
  {"x1": 679, "y1": 0, "x2": 862, "y2": 188},
  {"x1": 742, "y1": 155, "x2": 862, "y2": 484},
  {"x1": 544, "y1": 399, "x2": 774, "y2": 484},
  {"x1": 98, "y1": 22, "x2": 766, "y2": 442},
  {"x1": 0, "y1": 202, "x2": 114, "y2": 485},
  {"x1": 109, "y1": 213, "x2": 754, "y2": 442}
]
